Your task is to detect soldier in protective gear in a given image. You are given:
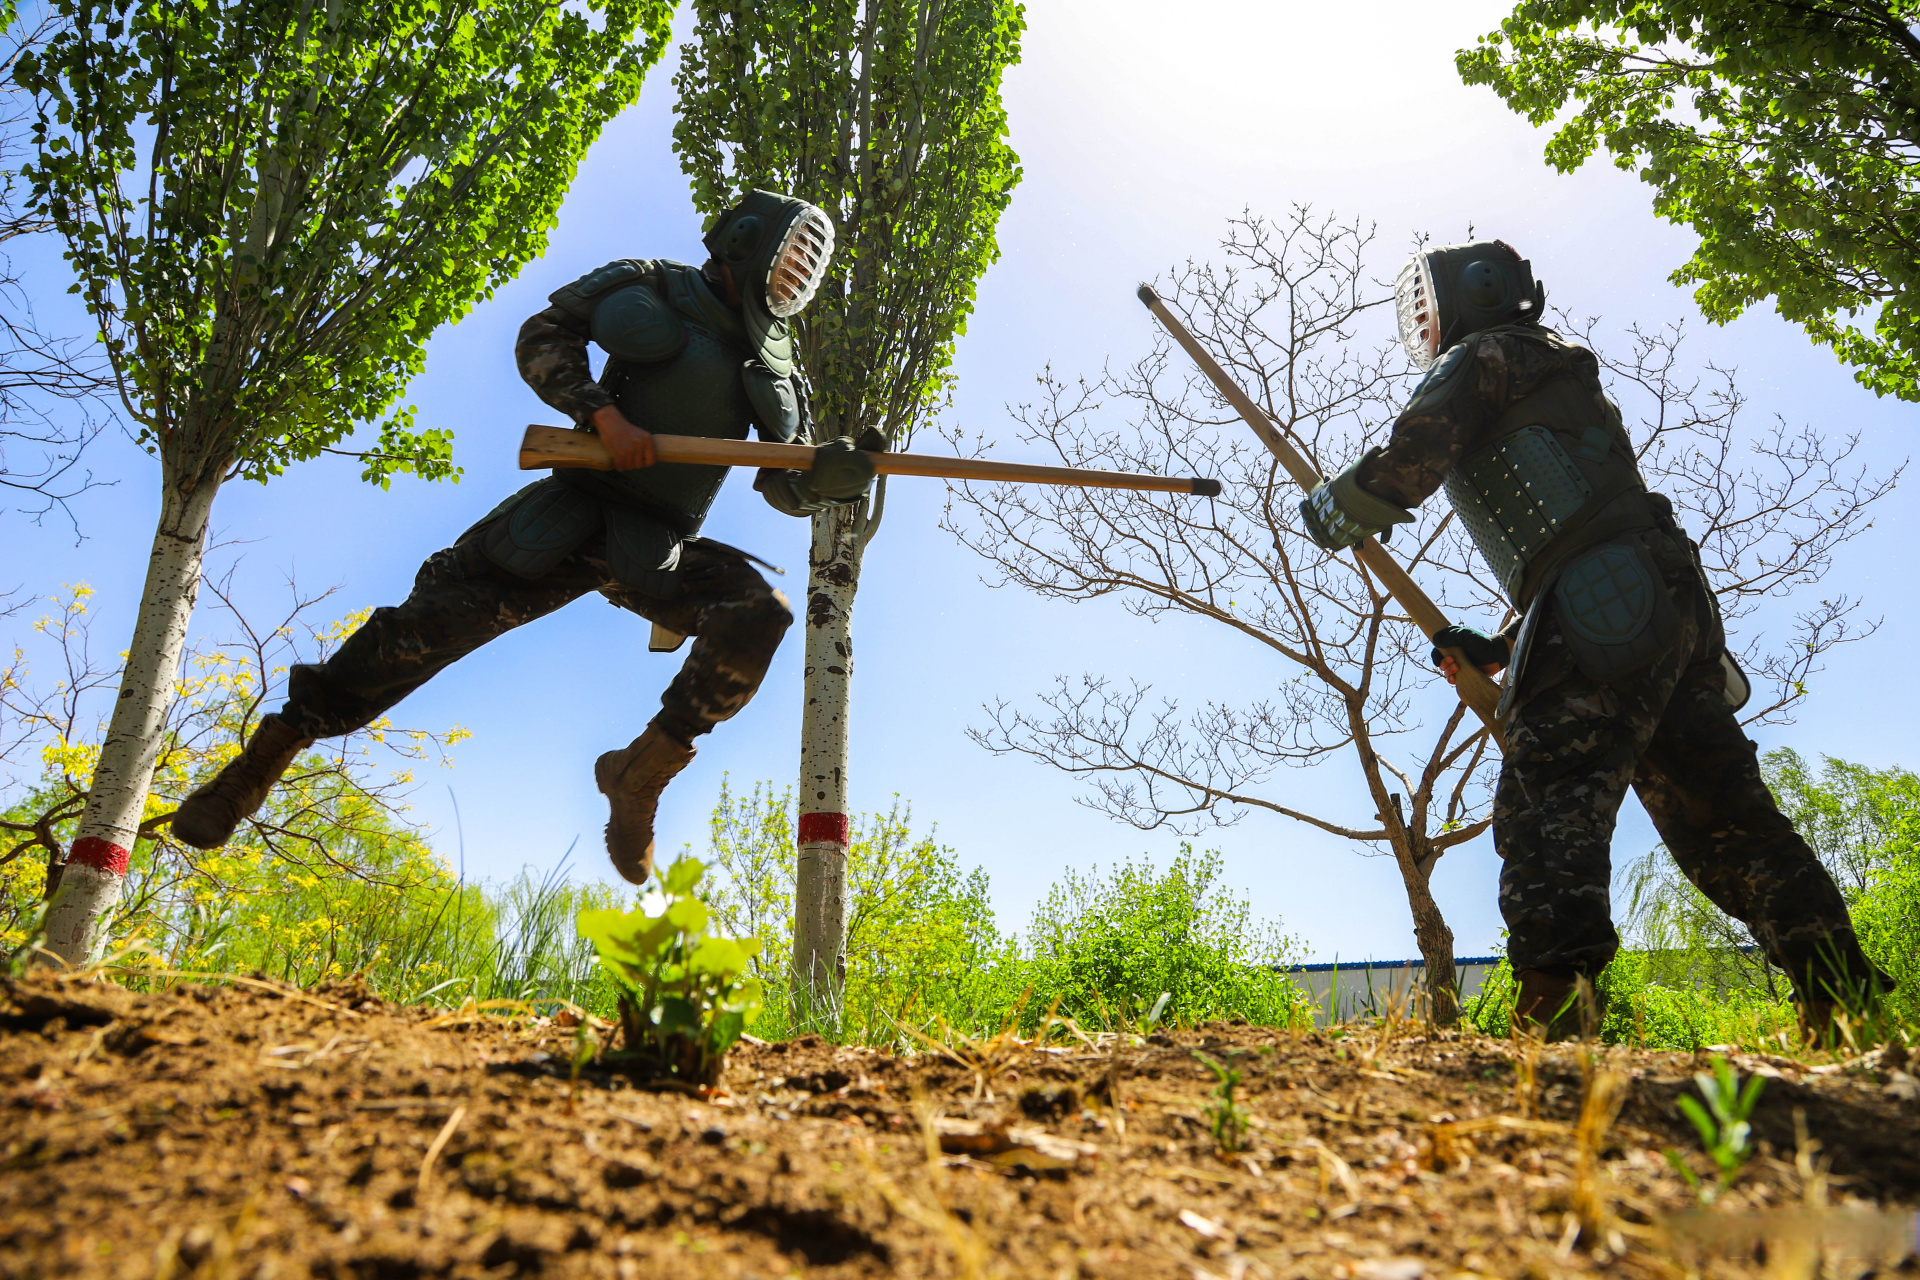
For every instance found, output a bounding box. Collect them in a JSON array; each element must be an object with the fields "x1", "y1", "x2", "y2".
[
  {"x1": 1299, "y1": 240, "x2": 1890, "y2": 1041},
  {"x1": 173, "y1": 190, "x2": 869, "y2": 886}
]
